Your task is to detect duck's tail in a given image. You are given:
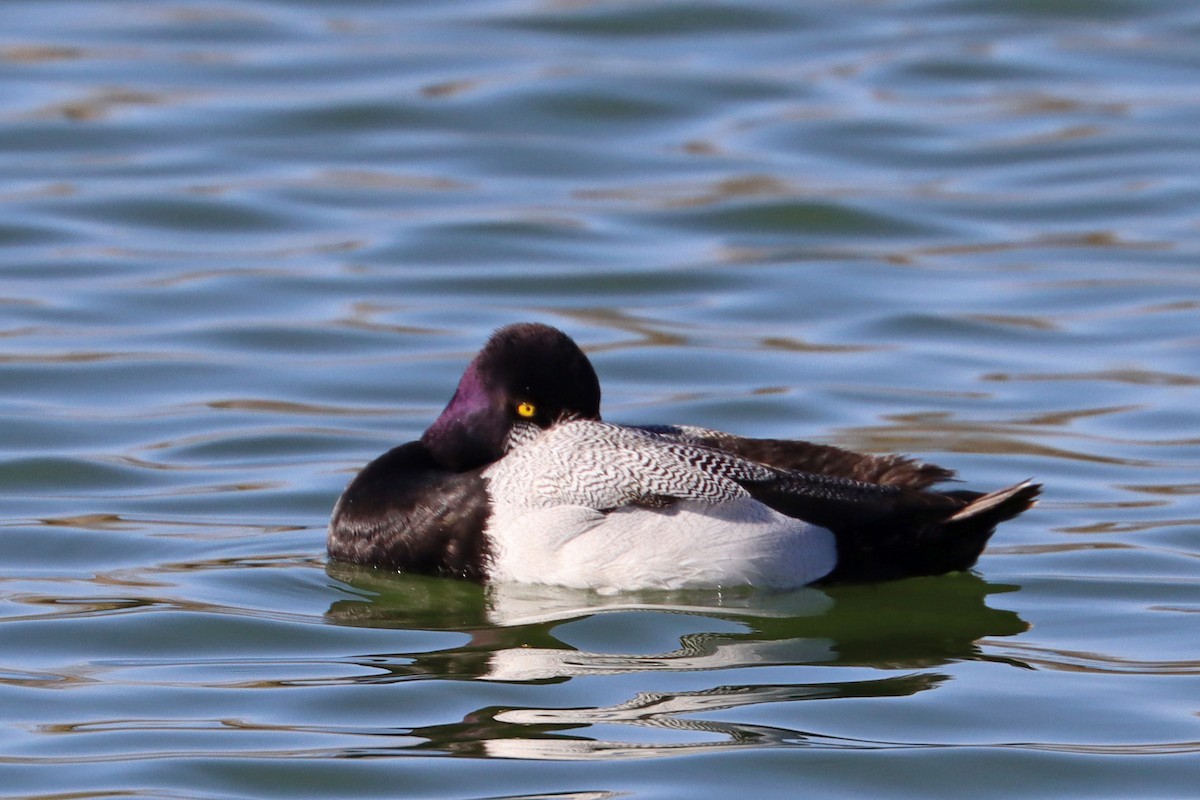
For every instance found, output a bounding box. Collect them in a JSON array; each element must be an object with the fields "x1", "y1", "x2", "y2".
[
  {"x1": 818, "y1": 480, "x2": 1041, "y2": 583},
  {"x1": 949, "y1": 480, "x2": 1042, "y2": 523}
]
